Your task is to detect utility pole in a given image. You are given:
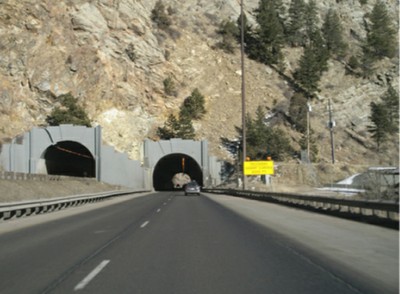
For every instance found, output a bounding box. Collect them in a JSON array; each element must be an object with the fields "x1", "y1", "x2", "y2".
[
  {"x1": 328, "y1": 99, "x2": 335, "y2": 164},
  {"x1": 240, "y1": 0, "x2": 247, "y2": 190},
  {"x1": 306, "y1": 100, "x2": 312, "y2": 162}
]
